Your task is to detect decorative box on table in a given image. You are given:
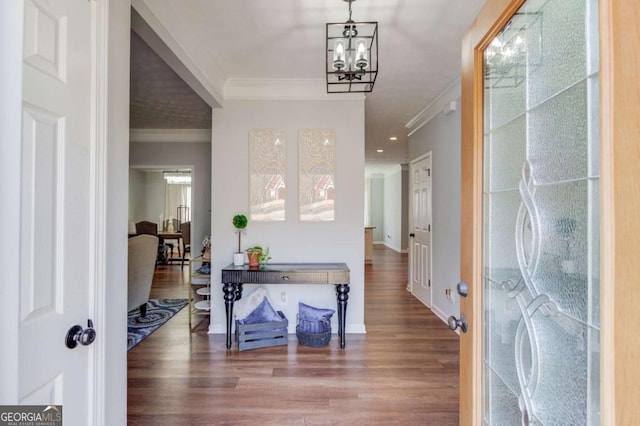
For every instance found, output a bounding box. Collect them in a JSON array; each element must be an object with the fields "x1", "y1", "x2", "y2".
[{"x1": 235, "y1": 311, "x2": 288, "y2": 351}]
